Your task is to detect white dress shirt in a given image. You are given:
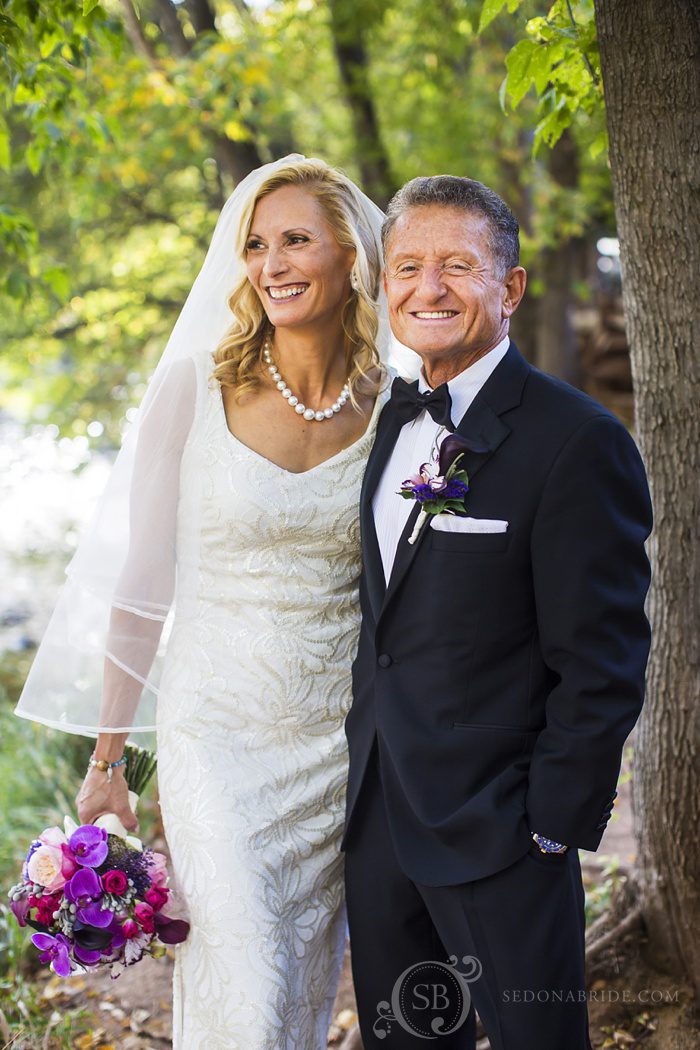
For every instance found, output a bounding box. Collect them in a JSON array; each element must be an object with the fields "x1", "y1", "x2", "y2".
[{"x1": 372, "y1": 336, "x2": 511, "y2": 583}]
